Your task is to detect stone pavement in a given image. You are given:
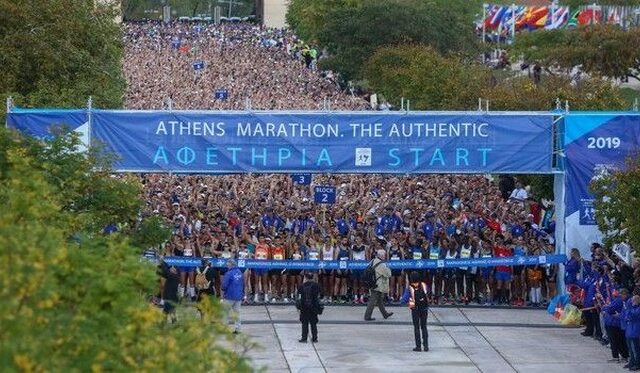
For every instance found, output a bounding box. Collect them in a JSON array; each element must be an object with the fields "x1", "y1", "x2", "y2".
[{"x1": 229, "y1": 305, "x2": 625, "y2": 373}]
